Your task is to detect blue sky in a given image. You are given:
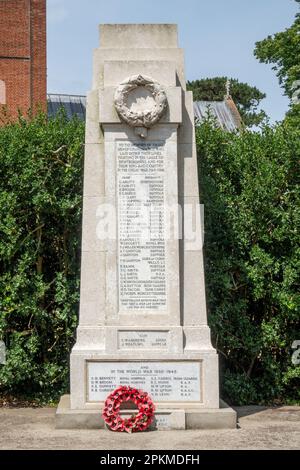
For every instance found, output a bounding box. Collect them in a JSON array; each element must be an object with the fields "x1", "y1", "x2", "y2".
[{"x1": 47, "y1": 0, "x2": 298, "y2": 122}]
